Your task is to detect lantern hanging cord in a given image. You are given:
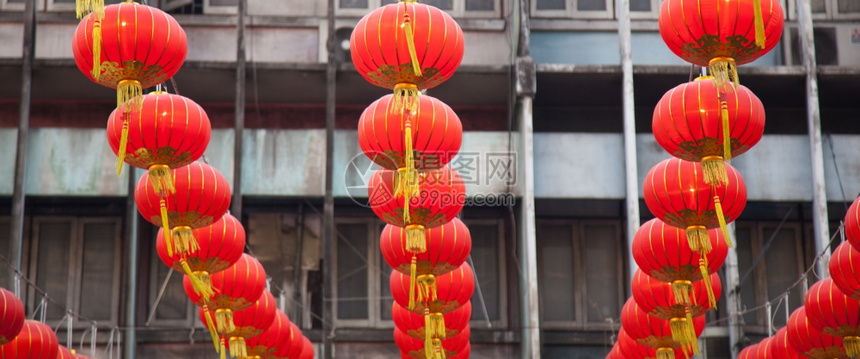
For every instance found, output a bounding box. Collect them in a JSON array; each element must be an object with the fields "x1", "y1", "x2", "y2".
[
  {"x1": 824, "y1": 132, "x2": 850, "y2": 211},
  {"x1": 737, "y1": 205, "x2": 794, "y2": 288}
]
